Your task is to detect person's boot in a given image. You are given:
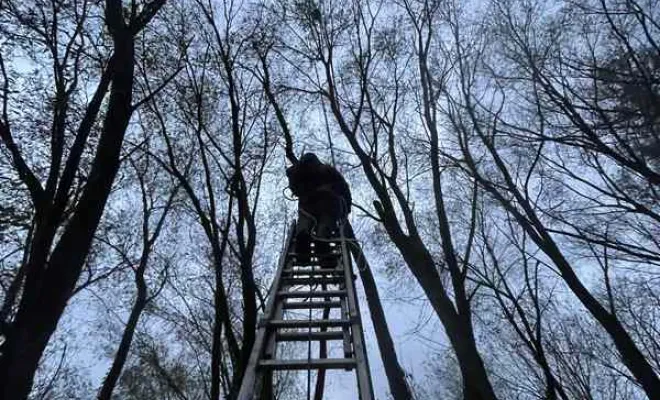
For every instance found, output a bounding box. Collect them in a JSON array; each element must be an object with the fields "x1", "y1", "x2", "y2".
[
  {"x1": 294, "y1": 231, "x2": 311, "y2": 264},
  {"x1": 315, "y1": 218, "x2": 338, "y2": 268},
  {"x1": 293, "y1": 211, "x2": 316, "y2": 264},
  {"x1": 313, "y1": 240, "x2": 333, "y2": 268}
]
